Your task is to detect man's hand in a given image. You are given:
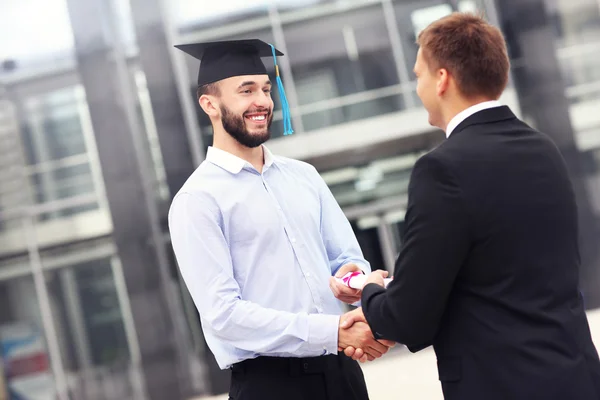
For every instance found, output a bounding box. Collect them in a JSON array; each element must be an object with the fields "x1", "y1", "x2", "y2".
[
  {"x1": 338, "y1": 320, "x2": 391, "y2": 363},
  {"x1": 340, "y1": 306, "x2": 367, "y2": 328},
  {"x1": 364, "y1": 269, "x2": 390, "y2": 287},
  {"x1": 338, "y1": 308, "x2": 396, "y2": 362},
  {"x1": 330, "y1": 263, "x2": 365, "y2": 304}
]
